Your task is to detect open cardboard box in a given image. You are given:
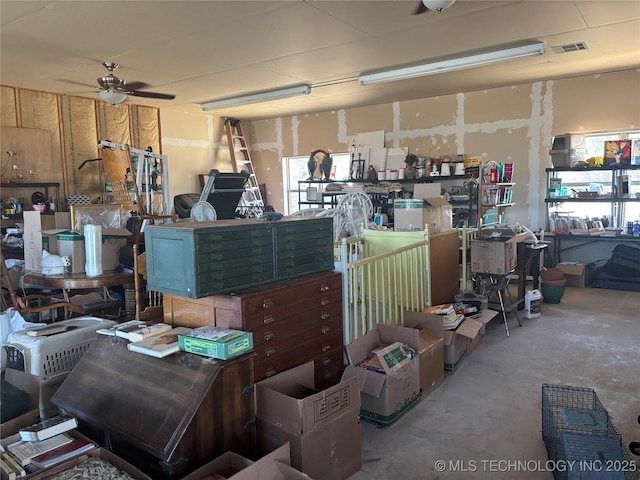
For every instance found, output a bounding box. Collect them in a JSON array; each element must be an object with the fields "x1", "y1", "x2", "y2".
[
  {"x1": 393, "y1": 197, "x2": 452, "y2": 233},
  {"x1": 403, "y1": 311, "x2": 444, "y2": 397},
  {"x1": 256, "y1": 361, "x2": 361, "y2": 480},
  {"x1": 342, "y1": 324, "x2": 421, "y2": 426},
  {"x1": 443, "y1": 309, "x2": 498, "y2": 371},
  {"x1": 182, "y1": 443, "x2": 311, "y2": 480}
]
